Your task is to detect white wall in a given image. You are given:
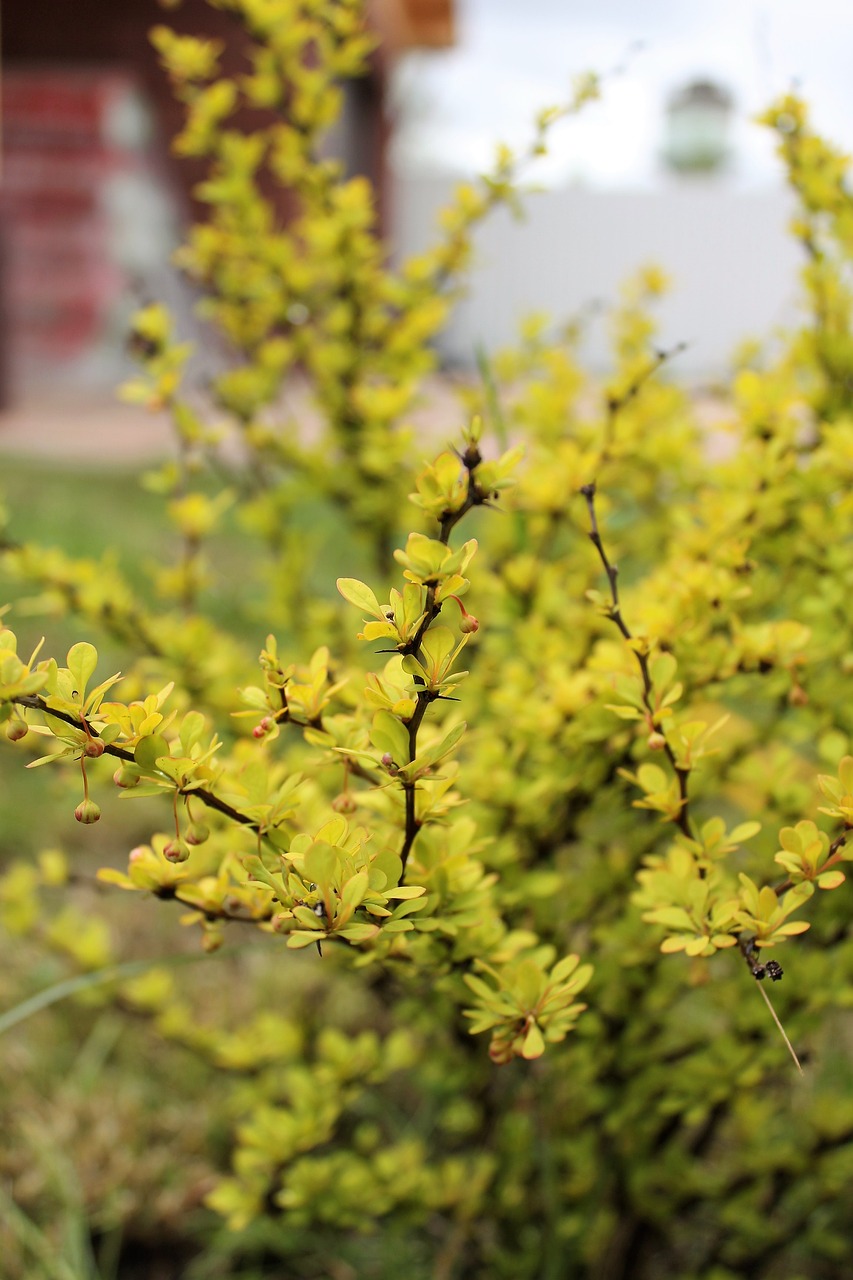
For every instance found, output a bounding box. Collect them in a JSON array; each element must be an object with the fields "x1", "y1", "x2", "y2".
[{"x1": 391, "y1": 173, "x2": 805, "y2": 378}]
